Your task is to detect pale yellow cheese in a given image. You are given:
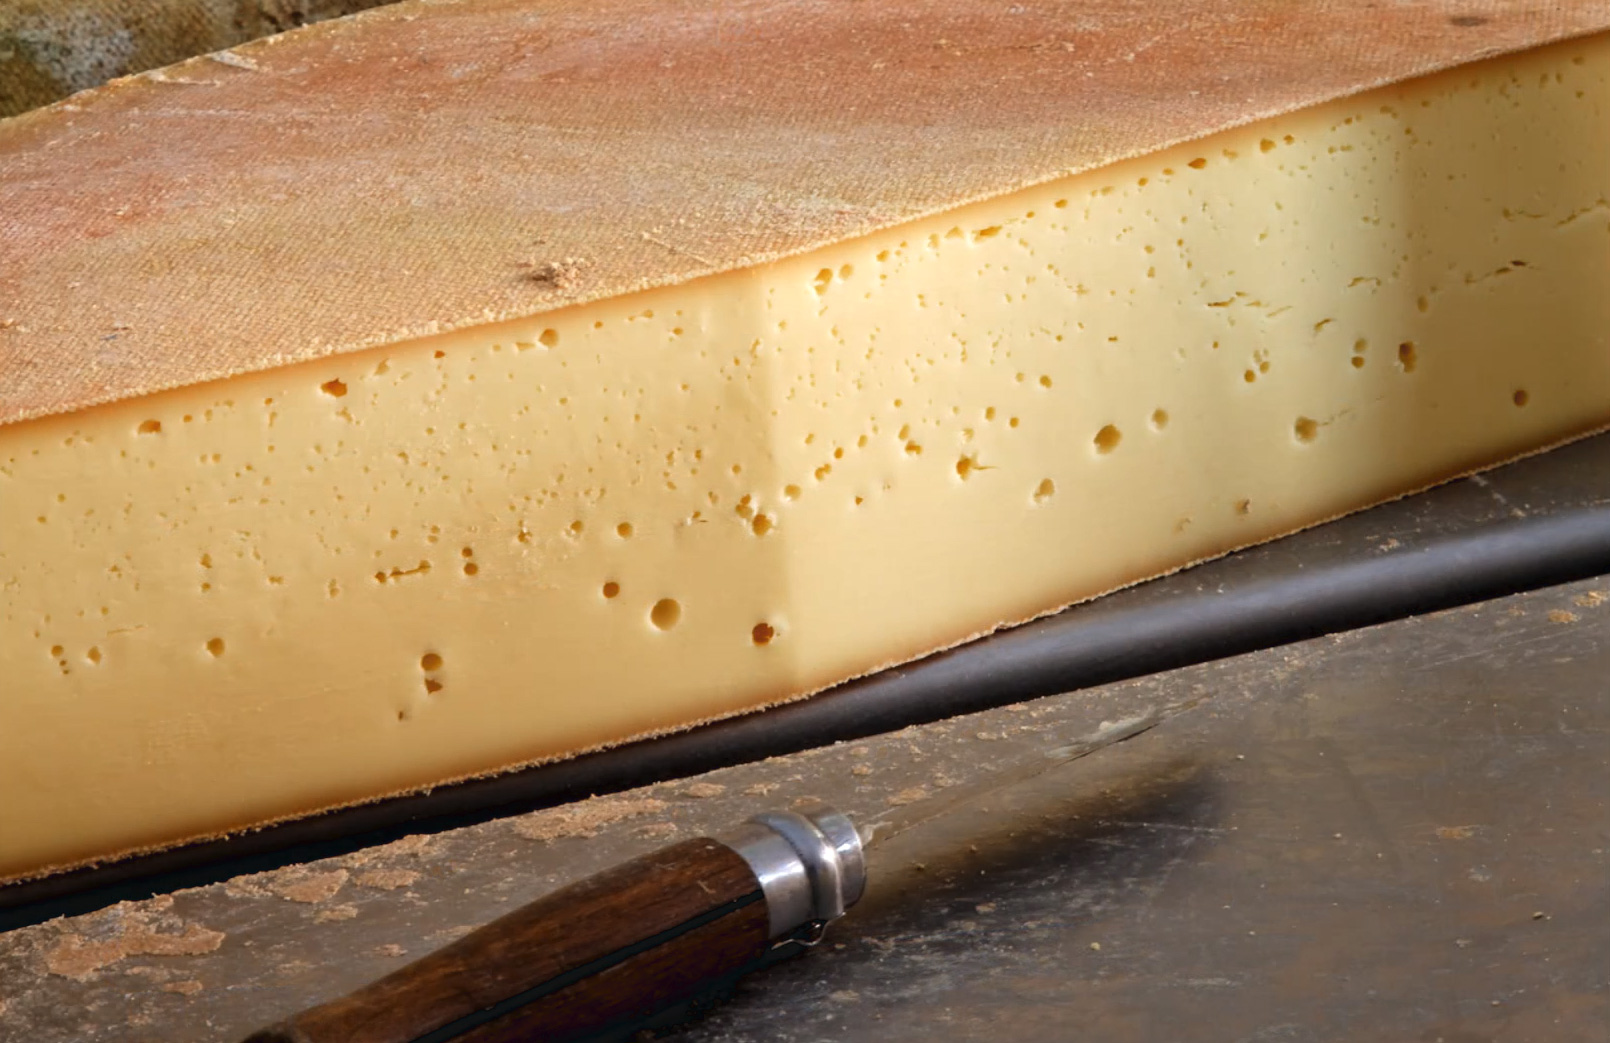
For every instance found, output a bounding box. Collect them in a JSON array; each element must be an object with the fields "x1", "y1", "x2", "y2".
[{"x1": 5, "y1": 38, "x2": 1610, "y2": 881}]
